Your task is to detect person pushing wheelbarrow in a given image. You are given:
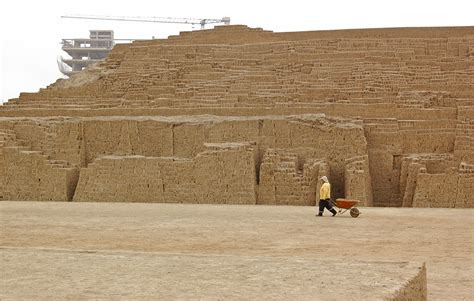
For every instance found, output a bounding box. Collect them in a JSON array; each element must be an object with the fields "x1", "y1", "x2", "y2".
[{"x1": 317, "y1": 176, "x2": 337, "y2": 217}]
